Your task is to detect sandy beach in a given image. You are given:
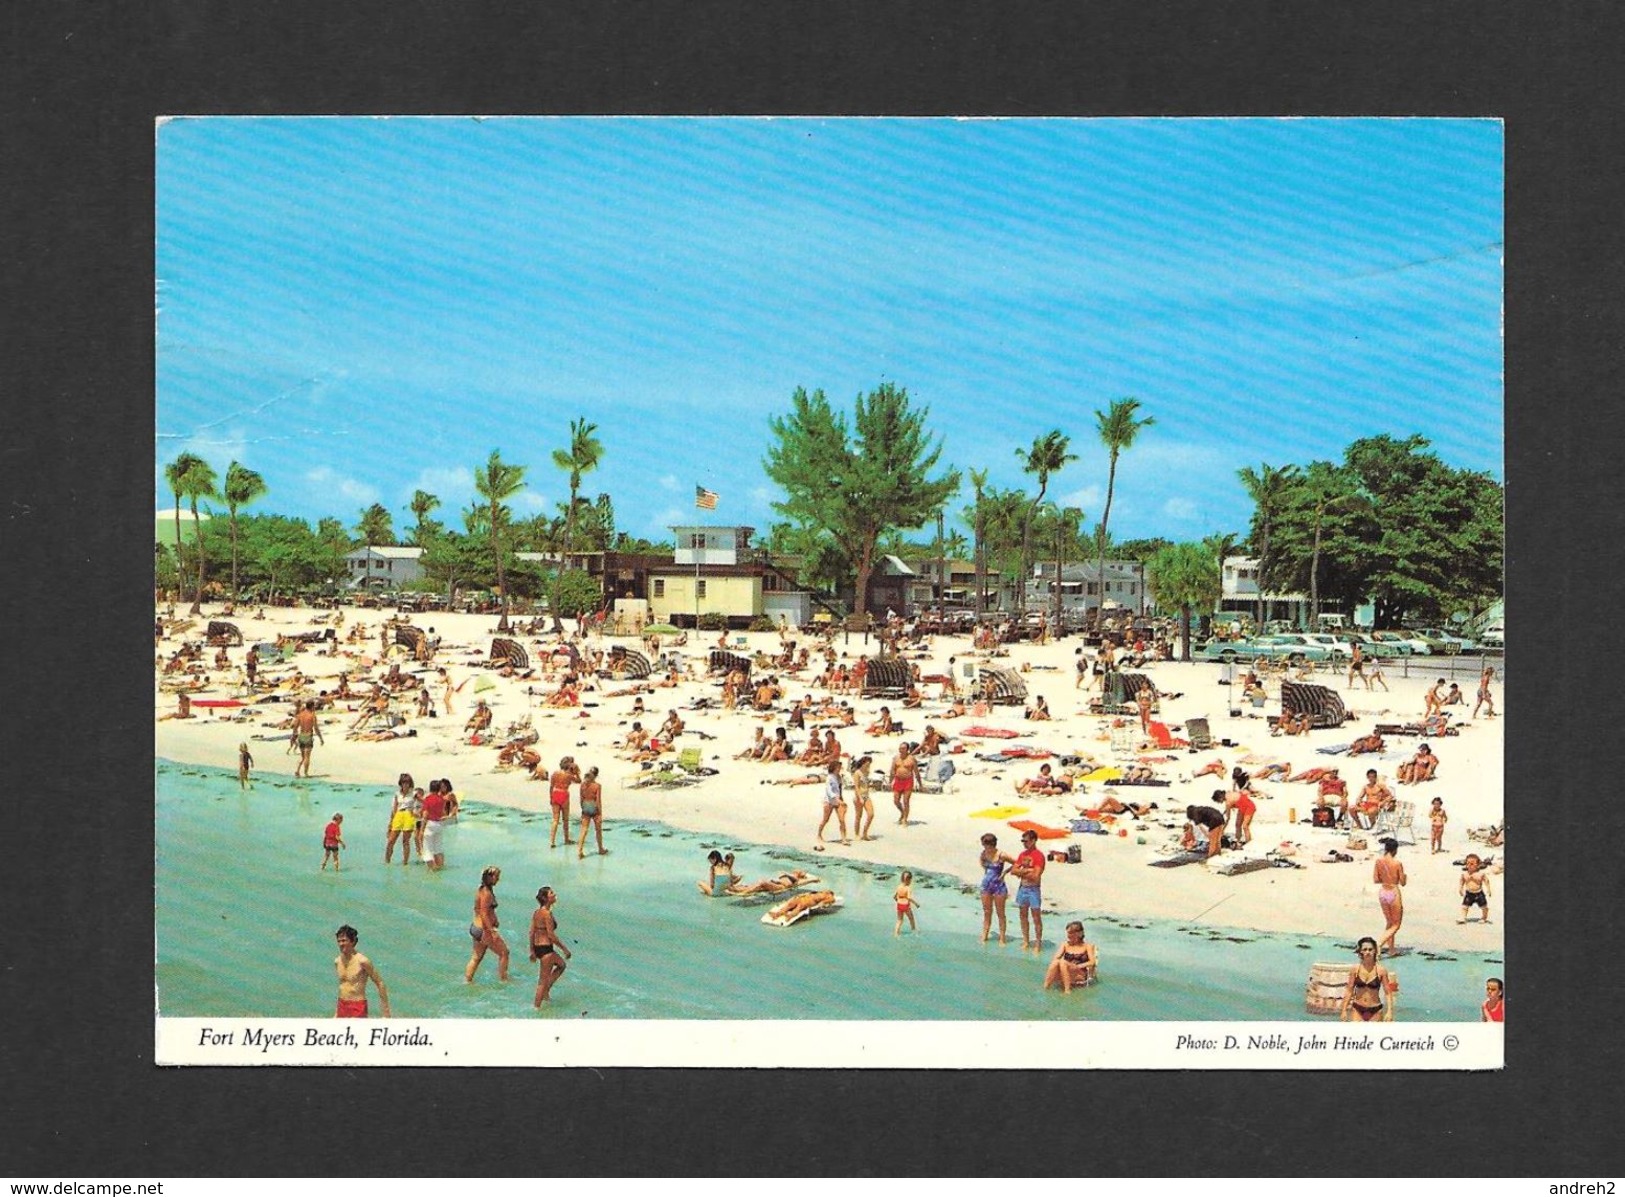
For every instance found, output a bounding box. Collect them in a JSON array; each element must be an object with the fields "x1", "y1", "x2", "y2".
[{"x1": 156, "y1": 605, "x2": 1505, "y2": 965}]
